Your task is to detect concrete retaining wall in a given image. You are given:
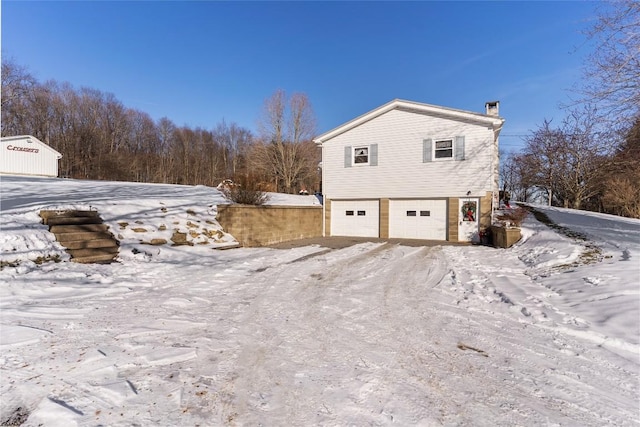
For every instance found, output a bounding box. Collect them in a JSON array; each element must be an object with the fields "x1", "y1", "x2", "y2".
[
  {"x1": 216, "y1": 205, "x2": 322, "y2": 247},
  {"x1": 491, "y1": 225, "x2": 522, "y2": 248}
]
